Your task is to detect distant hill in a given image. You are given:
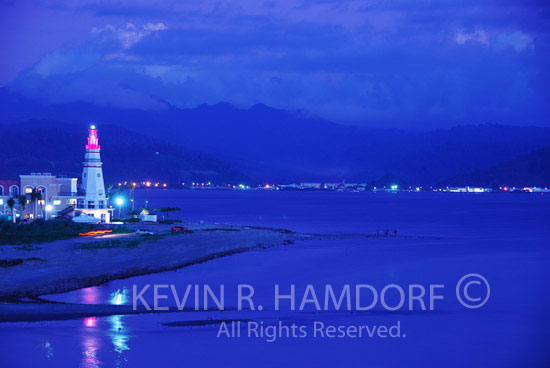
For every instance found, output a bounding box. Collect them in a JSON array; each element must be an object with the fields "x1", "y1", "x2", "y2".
[
  {"x1": 440, "y1": 146, "x2": 550, "y2": 187},
  {"x1": 0, "y1": 121, "x2": 249, "y2": 185},
  {"x1": 1, "y1": 88, "x2": 549, "y2": 185}
]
